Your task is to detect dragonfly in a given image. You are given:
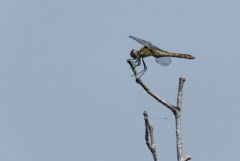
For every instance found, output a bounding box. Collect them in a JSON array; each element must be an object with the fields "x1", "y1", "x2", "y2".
[{"x1": 128, "y1": 36, "x2": 195, "y2": 77}]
